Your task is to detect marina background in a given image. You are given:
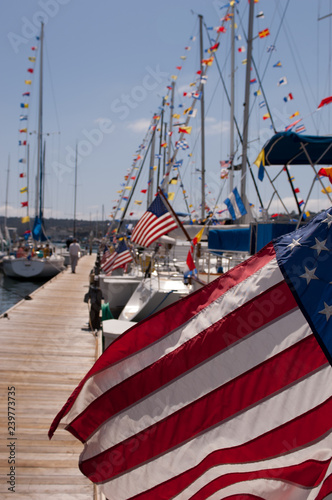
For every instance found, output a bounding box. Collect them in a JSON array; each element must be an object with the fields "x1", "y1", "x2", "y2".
[{"x1": 1, "y1": 0, "x2": 331, "y2": 225}]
